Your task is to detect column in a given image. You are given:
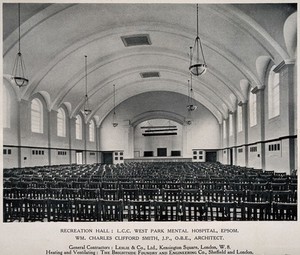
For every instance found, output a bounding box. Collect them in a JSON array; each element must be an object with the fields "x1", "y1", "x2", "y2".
[{"x1": 241, "y1": 102, "x2": 248, "y2": 166}]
